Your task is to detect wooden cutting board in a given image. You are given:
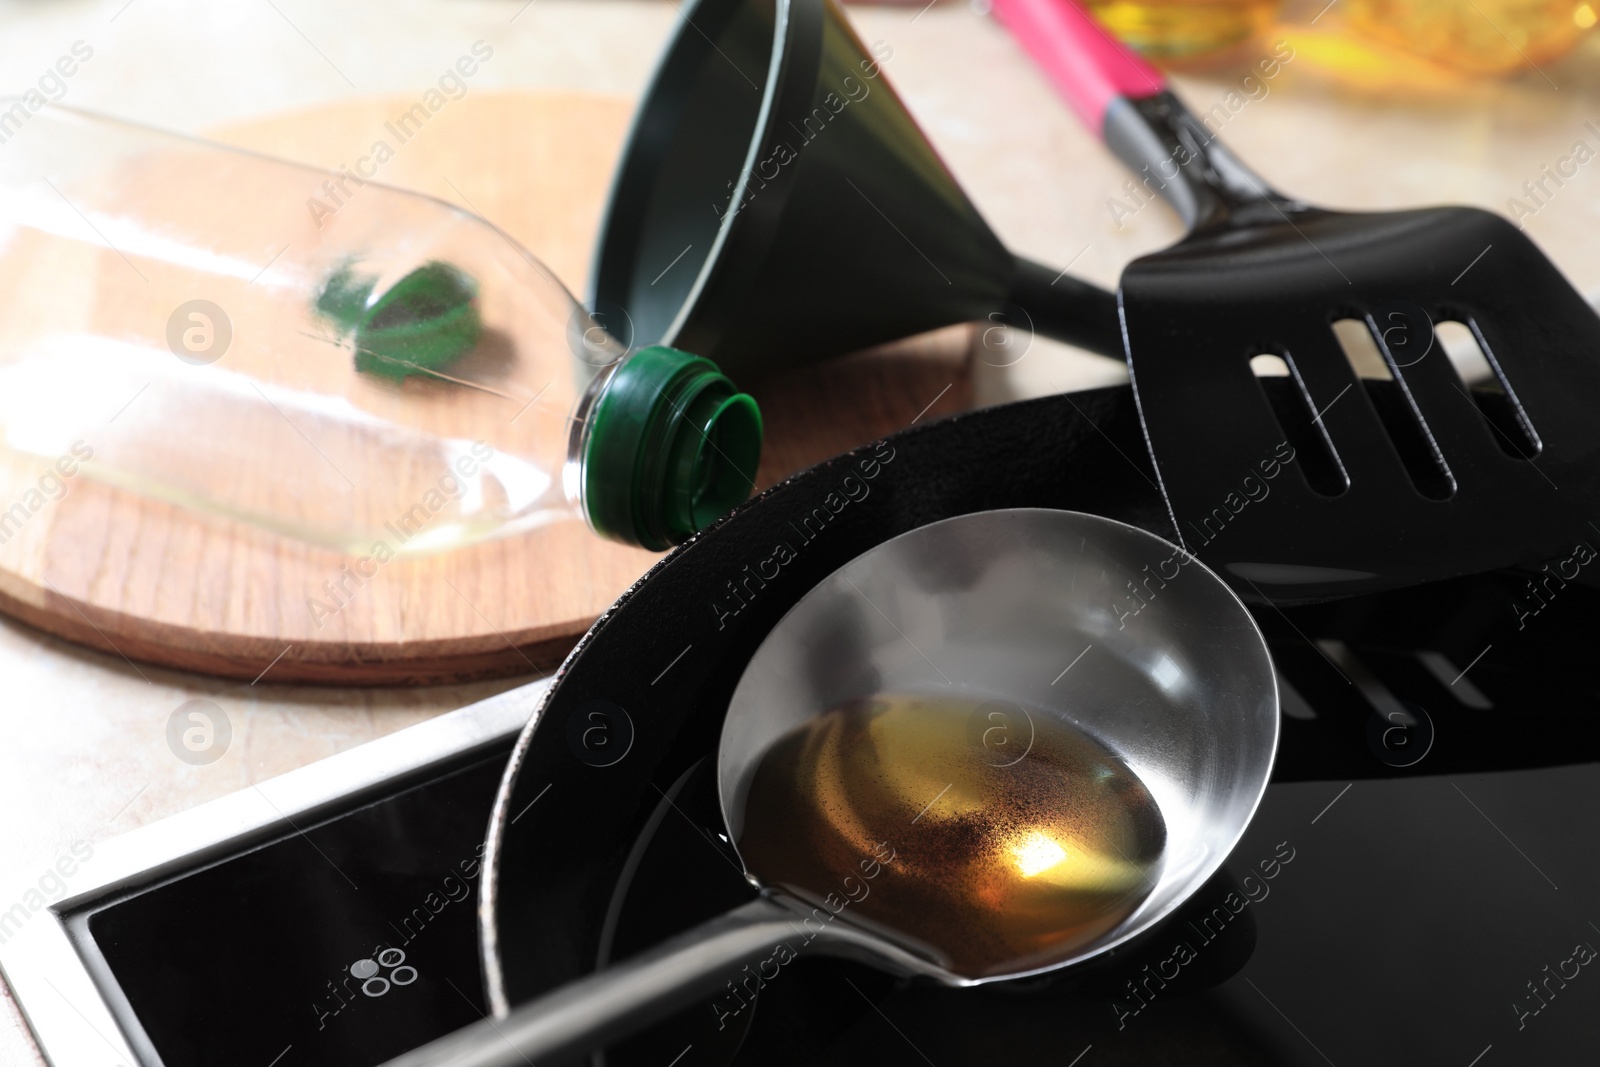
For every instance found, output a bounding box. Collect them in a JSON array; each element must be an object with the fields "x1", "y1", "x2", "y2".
[{"x1": 0, "y1": 91, "x2": 972, "y2": 685}]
